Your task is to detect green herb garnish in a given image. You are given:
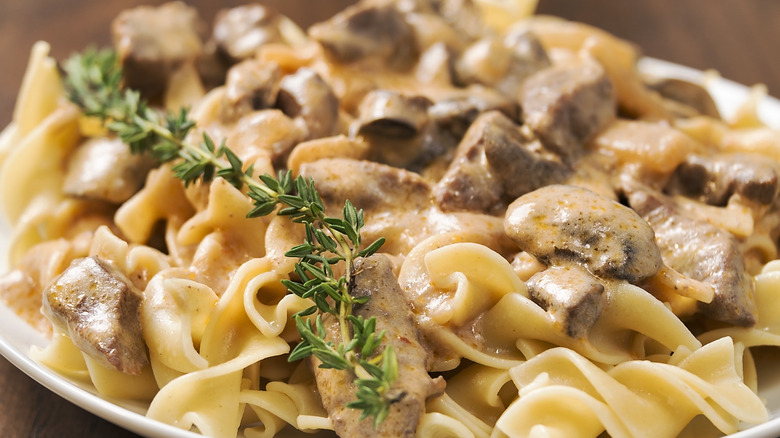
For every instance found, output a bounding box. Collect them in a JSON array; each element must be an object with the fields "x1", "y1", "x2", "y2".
[{"x1": 62, "y1": 48, "x2": 397, "y2": 426}]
